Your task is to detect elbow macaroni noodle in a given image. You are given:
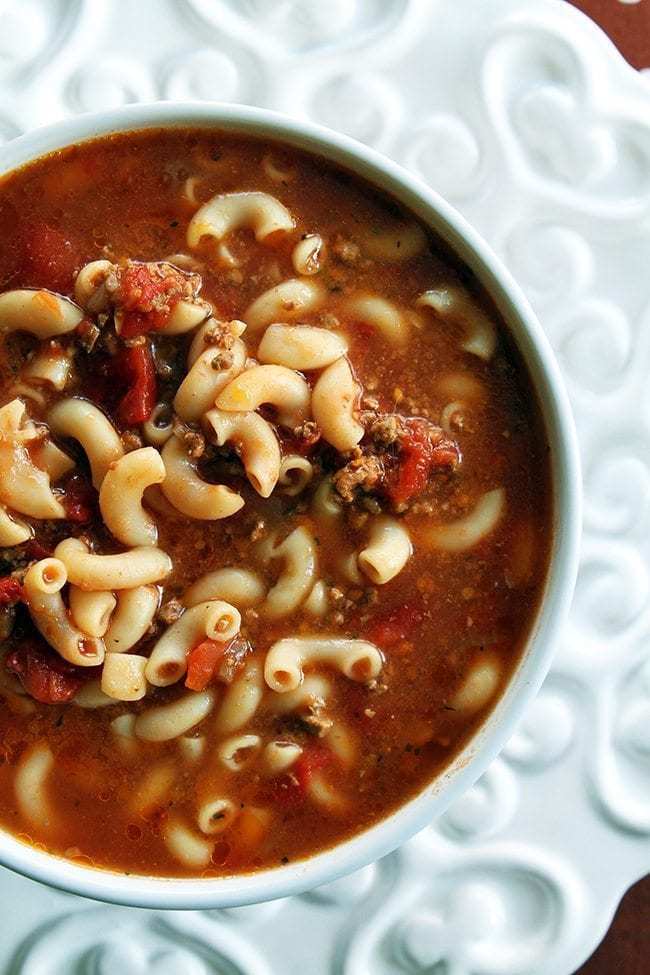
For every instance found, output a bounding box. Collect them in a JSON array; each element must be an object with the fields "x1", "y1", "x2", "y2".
[
  {"x1": 216, "y1": 364, "x2": 311, "y2": 429},
  {"x1": 99, "y1": 446, "x2": 165, "y2": 547},
  {"x1": 264, "y1": 636, "x2": 383, "y2": 692},
  {"x1": 312, "y1": 357, "x2": 363, "y2": 451},
  {"x1": 187, "y1": 191, "x2": 295, "y2": 248},
  {"x1": 0, "y1": 289, "x2": 83, "y2": 338},
  {"x1": 47, "y1": 398, "x2": 124, "y2": 488},
  {"x1": 146, "y1": 600, "x2": 241, "y2": 687},
  {"x1": 161, "y1": 435, "x2": 244, "y2": 520},
  {"x1": 203, "y1": 408, "x2": 280, "y2": 498},
  {"x1": 244, "y1": 278, "x2": 324, "y2": 332},
  {"x1": 257, "y1": 323, "x2": 347, "y2": 370}
]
